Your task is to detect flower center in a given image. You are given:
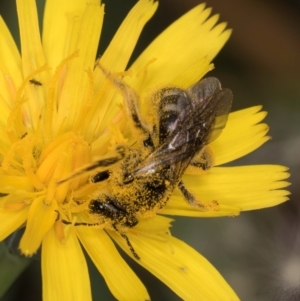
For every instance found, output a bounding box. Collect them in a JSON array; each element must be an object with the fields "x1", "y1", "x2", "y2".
[
  {"x1": 1, "y1": 53, "x2": 98, "y2": 213},
  {"x1": 1, "y1": 130, "x2": 91, "y2": 209},
  {"x1": 36, "y1": 132, "x2": 91, "y2": 204}
]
